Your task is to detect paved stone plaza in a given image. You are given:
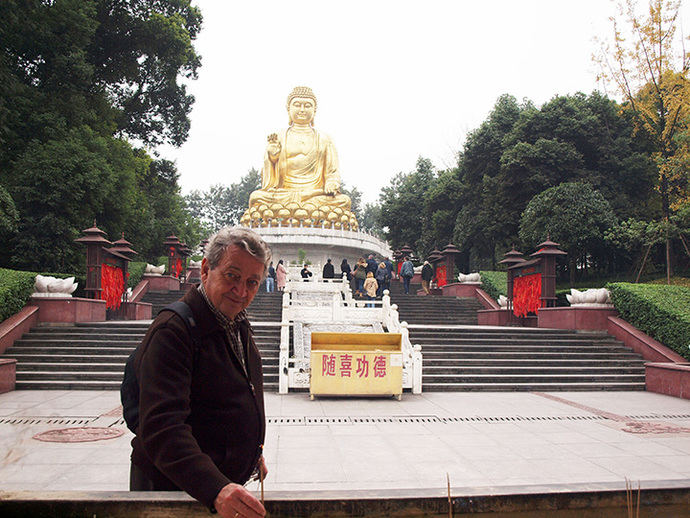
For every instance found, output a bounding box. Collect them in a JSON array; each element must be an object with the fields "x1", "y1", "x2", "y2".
[{"x1": 0, "y1": 390, "x2": 689, "y2": 494}]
